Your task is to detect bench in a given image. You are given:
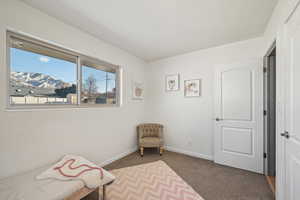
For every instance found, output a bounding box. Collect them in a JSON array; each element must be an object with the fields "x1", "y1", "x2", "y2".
[{"x1": 0, "y1": 164, "x2": 115, "y2": 200}]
